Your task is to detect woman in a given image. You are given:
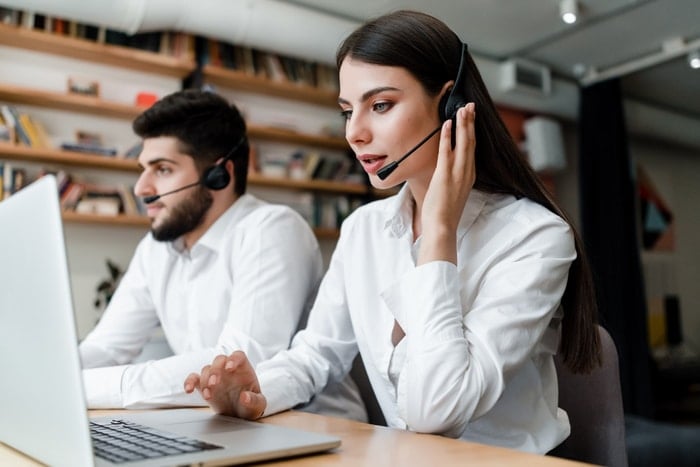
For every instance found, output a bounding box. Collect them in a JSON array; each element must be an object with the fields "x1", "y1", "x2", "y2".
[{"x1": 184, "y1": 10, "x2": 601, "y2": 454}]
